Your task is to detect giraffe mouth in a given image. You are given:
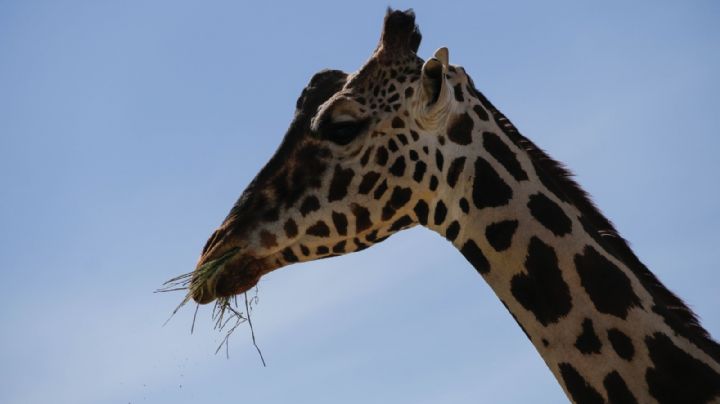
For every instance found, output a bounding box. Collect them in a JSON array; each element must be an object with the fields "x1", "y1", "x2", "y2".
[{"x1": 191, "y1": 252, "x2": 269, "y2": 304}]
